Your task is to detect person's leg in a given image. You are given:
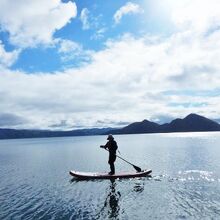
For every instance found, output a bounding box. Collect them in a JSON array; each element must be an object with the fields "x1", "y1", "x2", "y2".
[
  {"x1": 110, "y1": 162, "x2": 115, "y2": 174},
  {"x1": 108, "y1": 155, "x2": 116, "y2": 174}
]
